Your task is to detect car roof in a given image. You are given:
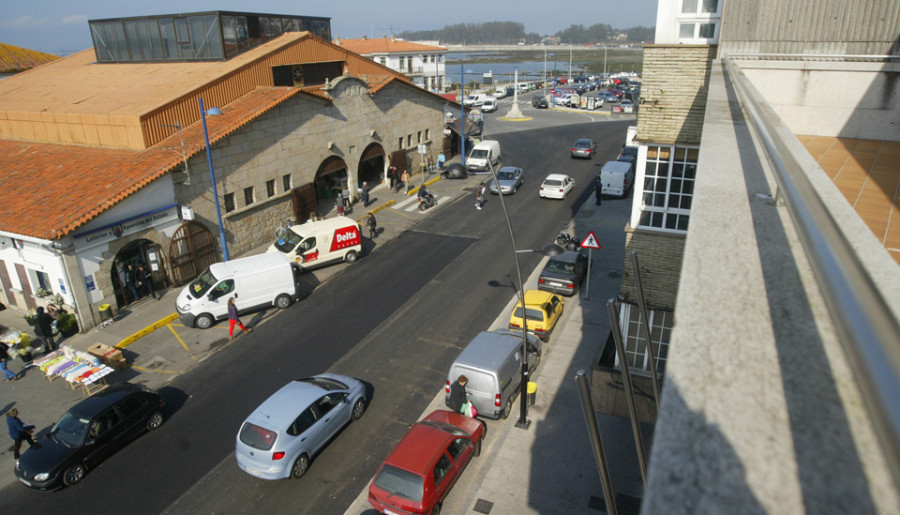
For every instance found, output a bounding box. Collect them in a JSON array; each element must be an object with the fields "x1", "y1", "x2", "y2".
[
  {"x1": 547, "y1": 250, "x2": 583, "y2": 264},
  {"x1": 383, "y1": 411, "x2": 478, "y2": 474},
  {"x1": 520, "y1": 289, "x2": 557, "y2": 306},
  {"x1": 70, "y1": 382, "x2": 144, "y2": 417},
  {"x1": 246, "y1": 378, "x2": 335, "y2": 429},
  {"x1": 543, "y1": 173, "x2": 570, "y2": 181},
  {"x1": 575, "y1": 139, "x2": 593, "y2": 145}
]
